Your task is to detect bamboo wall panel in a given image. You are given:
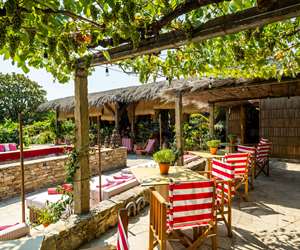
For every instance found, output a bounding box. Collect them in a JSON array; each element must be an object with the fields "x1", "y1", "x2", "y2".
[{"x1": 260, "y1": 97, "x2": 300, "y2": 159}]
